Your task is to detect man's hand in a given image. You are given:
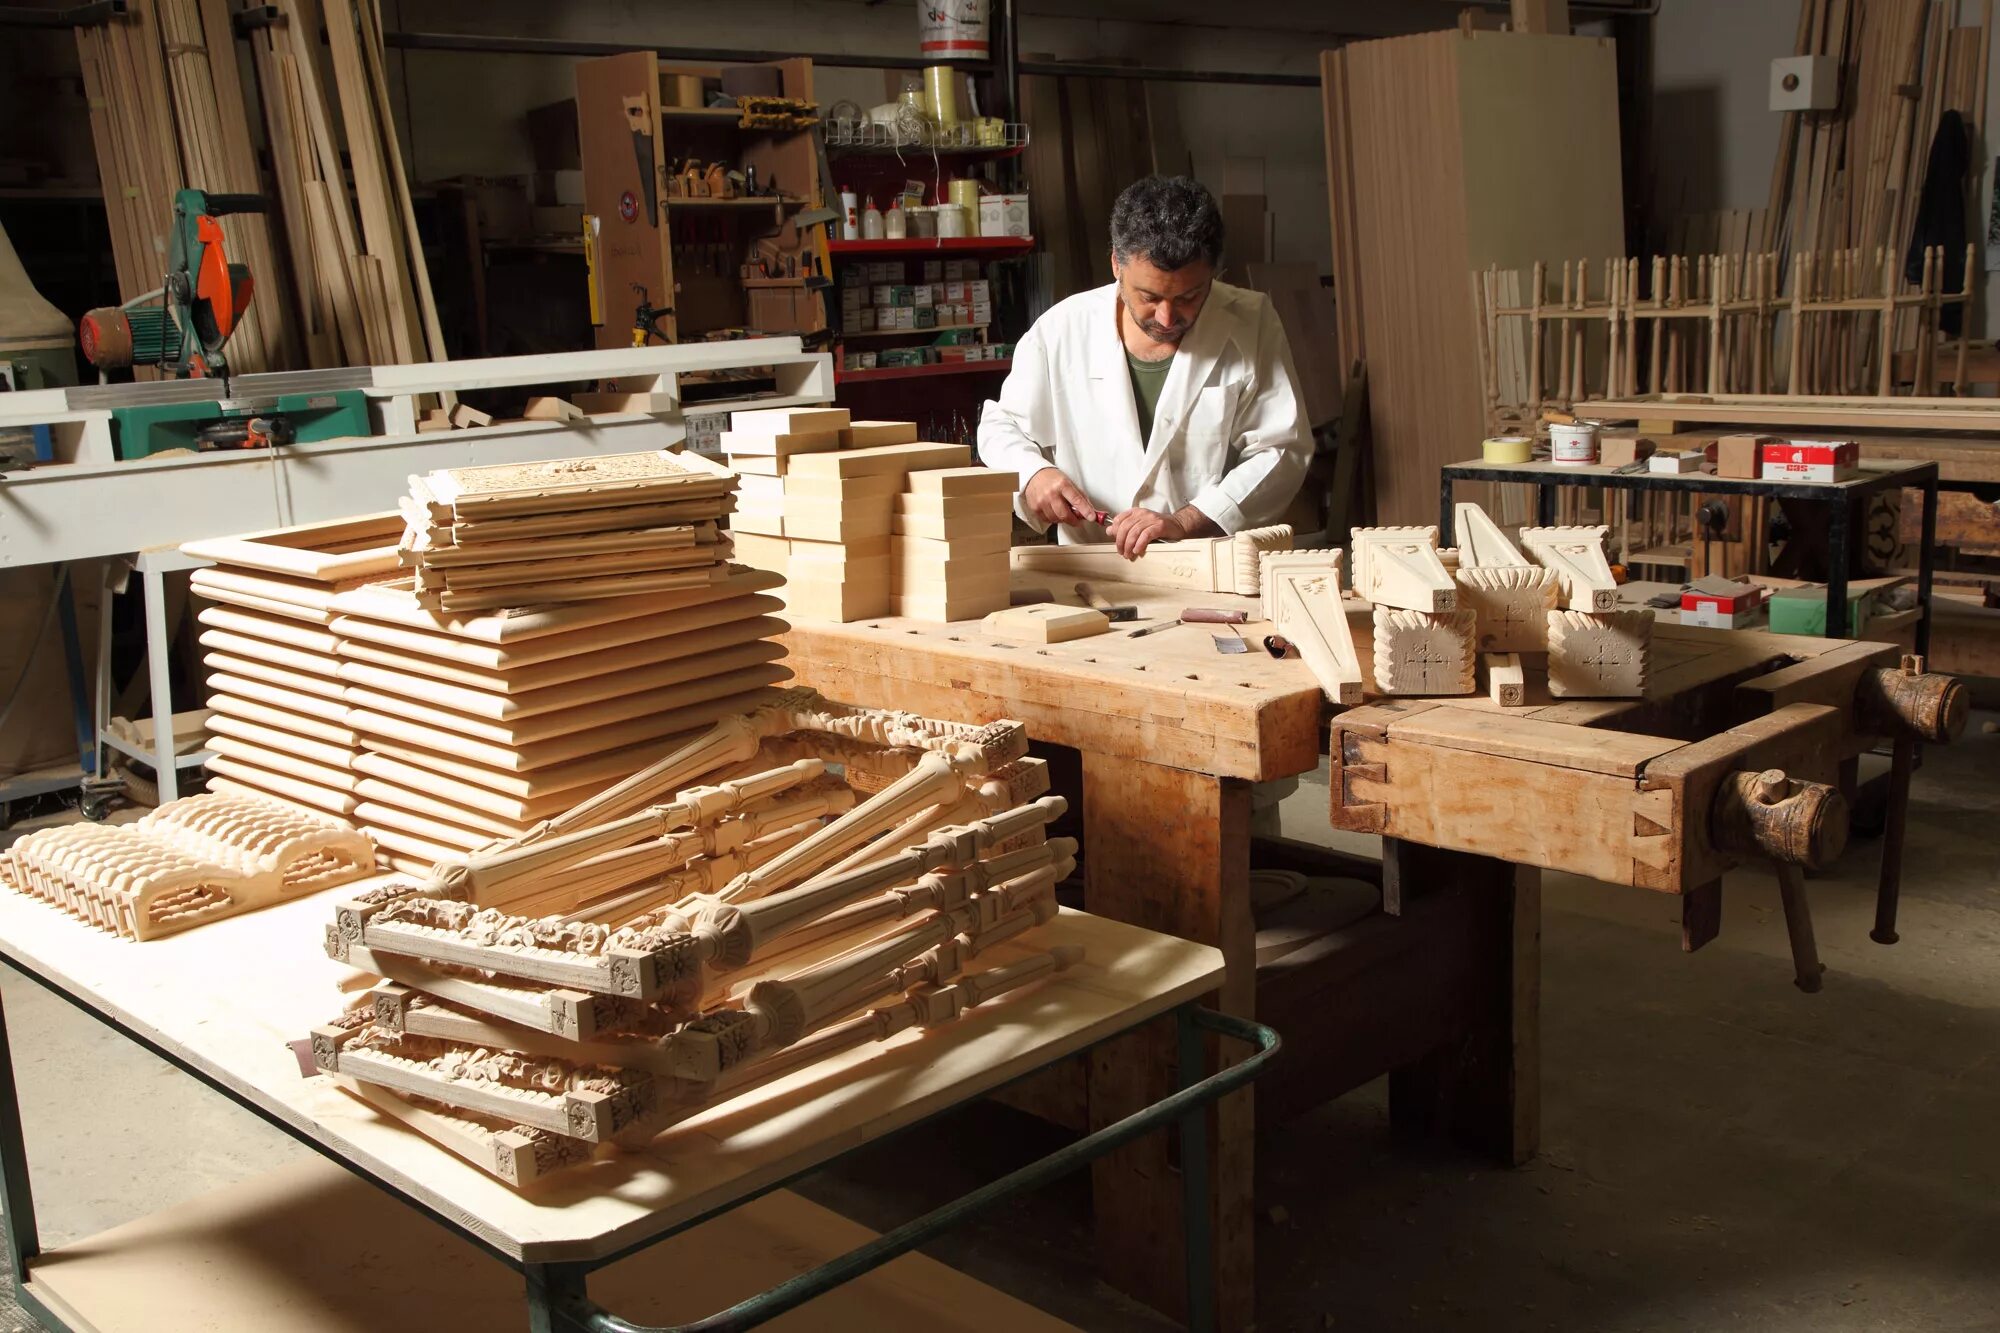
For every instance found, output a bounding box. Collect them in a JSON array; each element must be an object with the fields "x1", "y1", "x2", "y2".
[
  {"x1": 1107, "y1": 507, "x2": 1189, "y2": 558},
  {"x1": 1022, "y1": 467, "x2": 1098, "y2": 527}
]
